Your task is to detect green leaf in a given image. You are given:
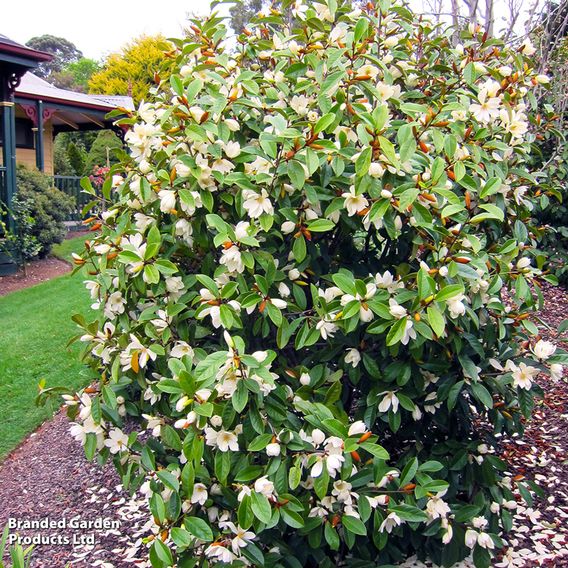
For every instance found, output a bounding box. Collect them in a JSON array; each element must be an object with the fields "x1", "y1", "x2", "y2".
[
  {"x1": 386, "y1": 317, "x2": 408, "y2": 346},
  {"x1": 307, "y1": 219, "x2": 335, "y2": 232},
  {"x1": 248, "y1": 434, "x2": 273, "y2": 451},
  {"x1": 150, "y1": 539, "x2": 174, "y2": 567},
  {"x1": 293, "y1": 235, "x2": 307, "y2": 262},
  {"x1": 184, "y1": 517, "x2": 214, "y2": 542},
  {"x1": 427, "y1": 305, "x2": 445, "y2": 337},
  {"x1": 342, "y1": 515, "x2": 367, "y2": 536},
  {"x1": 288, "y1": 161, "x2": 306, "y2": 189},
  {"x1": 280, "y1": 508, "x2": 304, "y2": 528},
  {"x1": 157, "y1": 470, "x2": 180, "y2": 493},
  {"x1": 359, "y1": 442, "x2": 389, "y2": 460},
  {"x1": 470, "y1": 382, "x2": 493, "y2": 409},
  {"x1": 251, "y1": 491, "x2": 272, "y2": 523},
  {"x1": 314, "y1": 112, "x2": 336, "y2": 134},
  {"x1": 435, "y1": 284, "x2": 464, "y2": 302}
]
